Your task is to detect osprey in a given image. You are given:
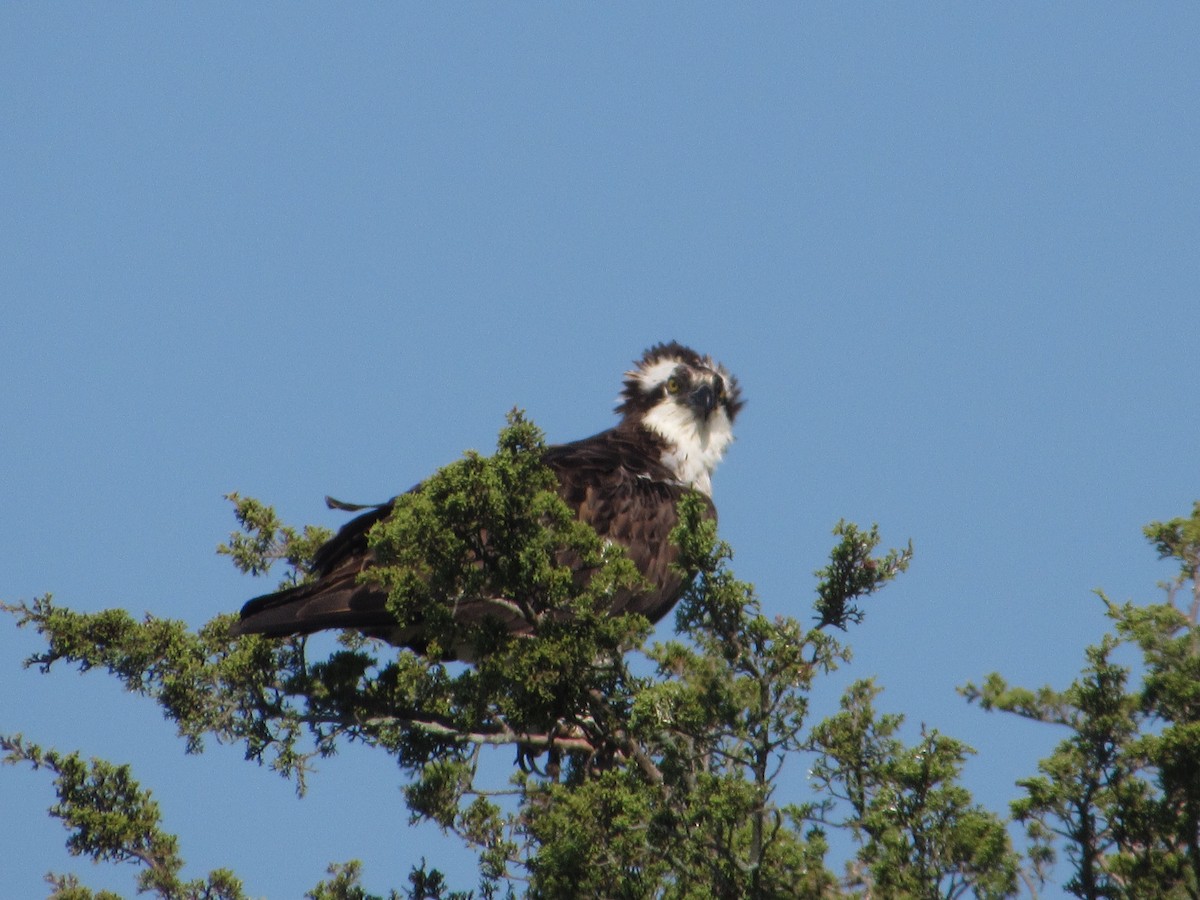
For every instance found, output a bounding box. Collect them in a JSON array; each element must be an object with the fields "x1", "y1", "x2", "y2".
[{"x1": 230, "y1": 342, "x2": 743, "y2": 652}]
